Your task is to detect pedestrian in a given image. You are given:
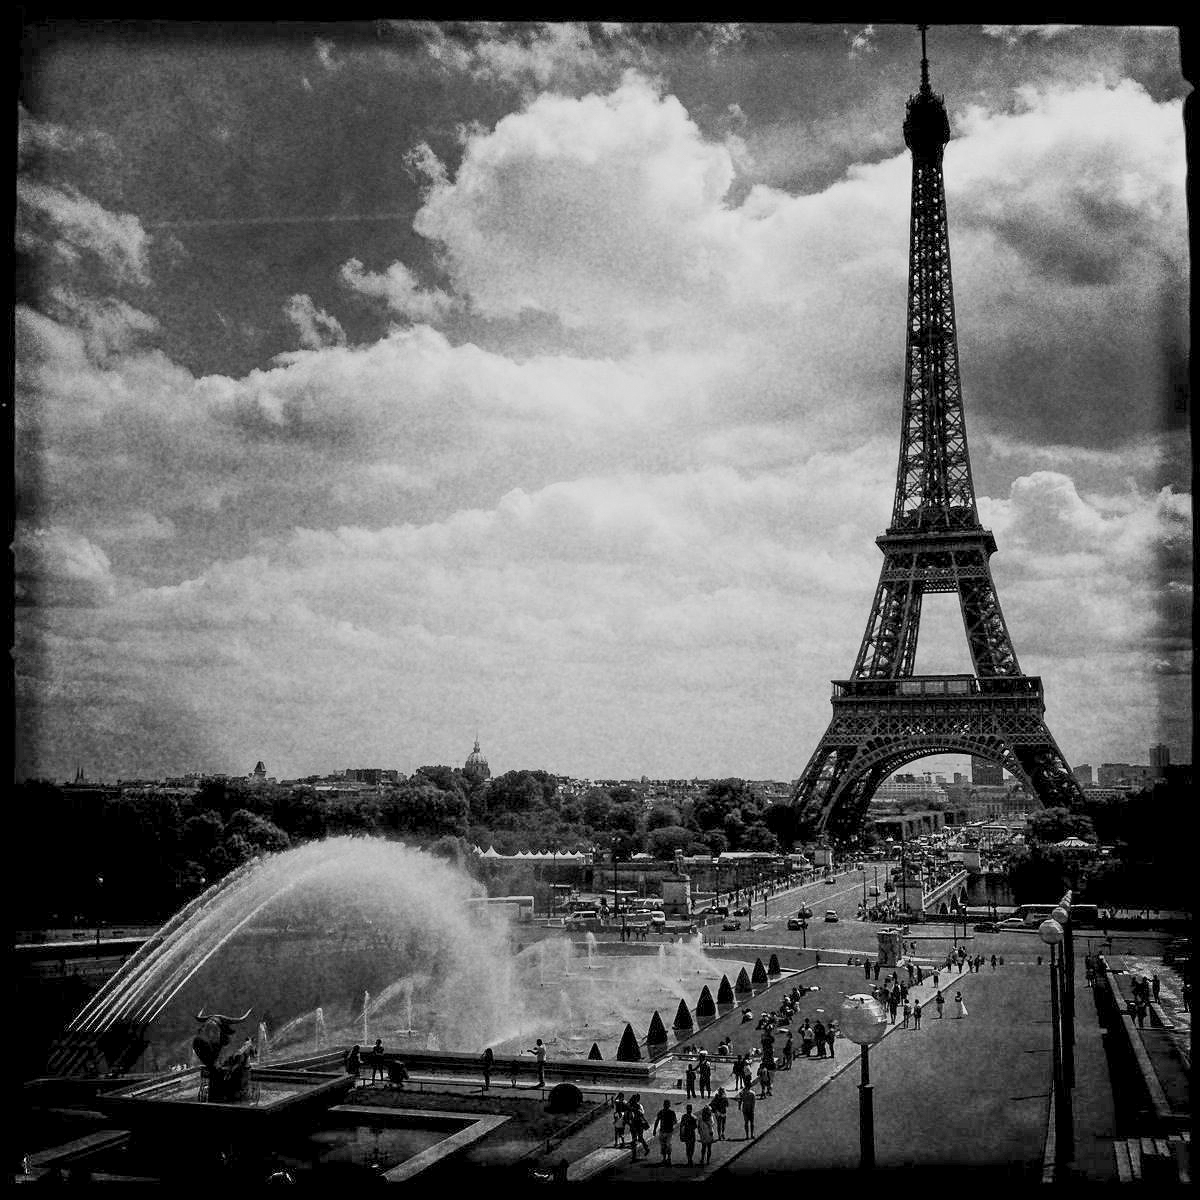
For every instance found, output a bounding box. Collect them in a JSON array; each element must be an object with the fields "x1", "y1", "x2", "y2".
[
  {"x1": 528, "y1": 1038, "x2": 547, "y2": 1087},
  {"x1": 679, "y1": 1103, "x2": 698, "y2": 1166},
  {"x1": 990, "y1": 954, "x2": 997, "y2": 971},
  {"x1": 481, "y1": 1046, "x2": 494, "y2": 1091},
  {"x1": 711, "y1": 1087, "x2": 729, "y2": 1140},
  {"x1": 902, "y1": 1001, "x2": 912, "y2": 1029},
  {"x1": 782, "y1": 1033, "x2": 794, "y2": 1069},
  {"x1": 873, "y1": 961, "x2": 881, "y2": 980},
  {"x1": 864, "y1": 958, "x2": 872, "y2": 979},
  {"x1": 685, "y1": 1061, "x2": 697, "y2": 1100},
  {"x1": 900, "y1": 982, "x2": 909, "y2": 1002},
  {"x1": 1152, "y1": 974, "x2": 1160, "y2": 1002},
  {"x1": 612, "y1": 1091, "x2": 628, "y2": 1147},
  {"x1": 370, "y1": 1038, "x2": 386, "y2": 1083},
  {"x1": 813, "y1": 1019, "x2": 826, "y2": 1059},
  {"x1": 800, "y1": 1019, "x2": 815, "y2": 1057},
  {"x1": 825, "y1": 1020, "x2": 837, "y2": 1059},
  {"x1": 998, "y1": 956, "x2": 1004, "y2": 967},
  {"x1": 698, "y1": 1056, "x2": 712, "y2": 1097},
  {"x1": 344, "y1": 1044, "x2": 361, "y2": 1084},
  {"x1": 627, "y1": 1094, "x2": 650, "y2": 1159},
  {"x1": 935, "y1": 990, "x2": 945, "y2": 1019},
  {"x1": 731, "y1": 1053, "x2": 745, "y2": 1085},
  {"x1": 906, "y1": 961, "x2": 914, "y2": 984},
  {"x1": 933, "y1": 968, "x2": 940, "y2": 989},
  {"x1": 698, "y1": 1105, "x2": 715, "y2": 1165},
  {"x1": 916, "y1": 964, "x2": 925, "y2": 985},
  {"x1": 913, "y1": 1001, "x2": 923, "y2": 1029},
  {"x1": 652, "y1": 1099, "x2": 677, "y2": 1163},
  {"x1": 757, "y1": 1058, "x2": 772, "y2": 1097},
  {"x1": 1136, "y1": 1002, "x2": 1147, "y2": 1029},
  {"x1": 738, "y1": 1084, "x2": 757, "y2": 1139},
  {"x1": 953, "y1": 990, "x2": 968, "y2": 1019}
]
